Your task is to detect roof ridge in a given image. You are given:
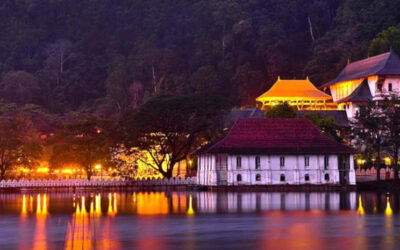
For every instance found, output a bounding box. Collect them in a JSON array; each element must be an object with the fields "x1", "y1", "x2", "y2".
[{"x1": 380, "y1": 51, "x2": 393, "y2": 71}]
